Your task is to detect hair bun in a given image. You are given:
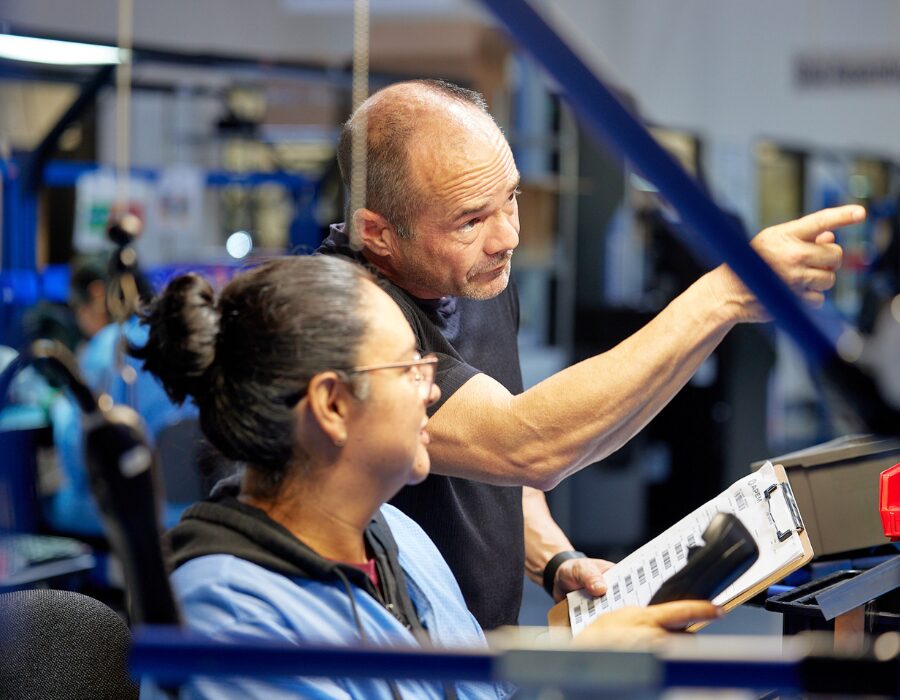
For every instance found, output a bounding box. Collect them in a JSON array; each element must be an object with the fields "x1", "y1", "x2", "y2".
[{"x1": 132, "y1": 273, "x2": 220, "y2": 404}]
